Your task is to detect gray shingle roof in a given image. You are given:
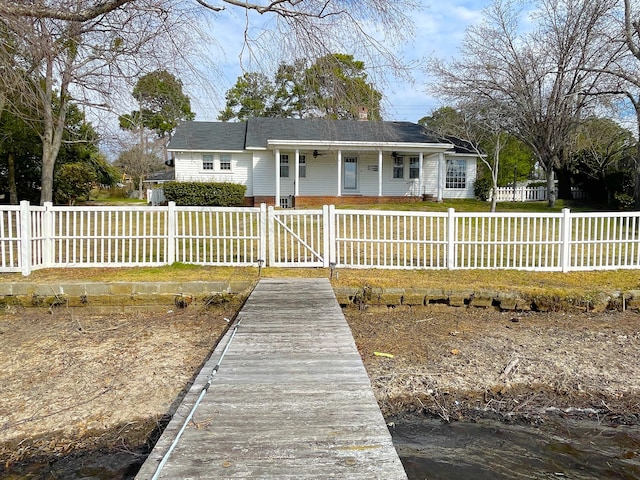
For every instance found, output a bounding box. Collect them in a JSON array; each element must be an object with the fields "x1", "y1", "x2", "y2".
[
  {"x1": 168, "y1": 121, "x2": 247, "y2": 151},
  {"x1": 169, "y1": 118, "x2": 445, "y2": 151},
  {"x1": 245, "y1": 118, "x2": 443, "y2": 147},
  {"x1": 144, "y1": 169, "x2": 175, "y2": 182}
]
